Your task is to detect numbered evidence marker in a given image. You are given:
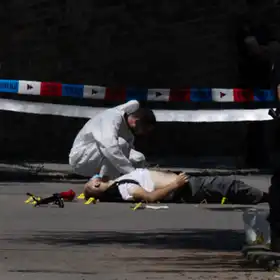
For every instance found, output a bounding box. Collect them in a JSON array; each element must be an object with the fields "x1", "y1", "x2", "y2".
[
  {"x1": 18, "y1": 80, "x2": 41, "y2": 95},
  {"x1": 147, "y1": 89, "x2": 170, "y2": 101},
  {"x1": 211, "y1": 89, "x2": 234, "y2": 102},
  {"x1": 77, "y1": 193, "x2": 96, "y2": 204},
  {"x1": 83, "y1": 85, "x2": 106, "y2": 99},
  {"x1": 77, "y1": 193, "x2": 85, "y2": 199},
  {"x1": 84, "y1": 197, "x2": 96, "y2": 204}
]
